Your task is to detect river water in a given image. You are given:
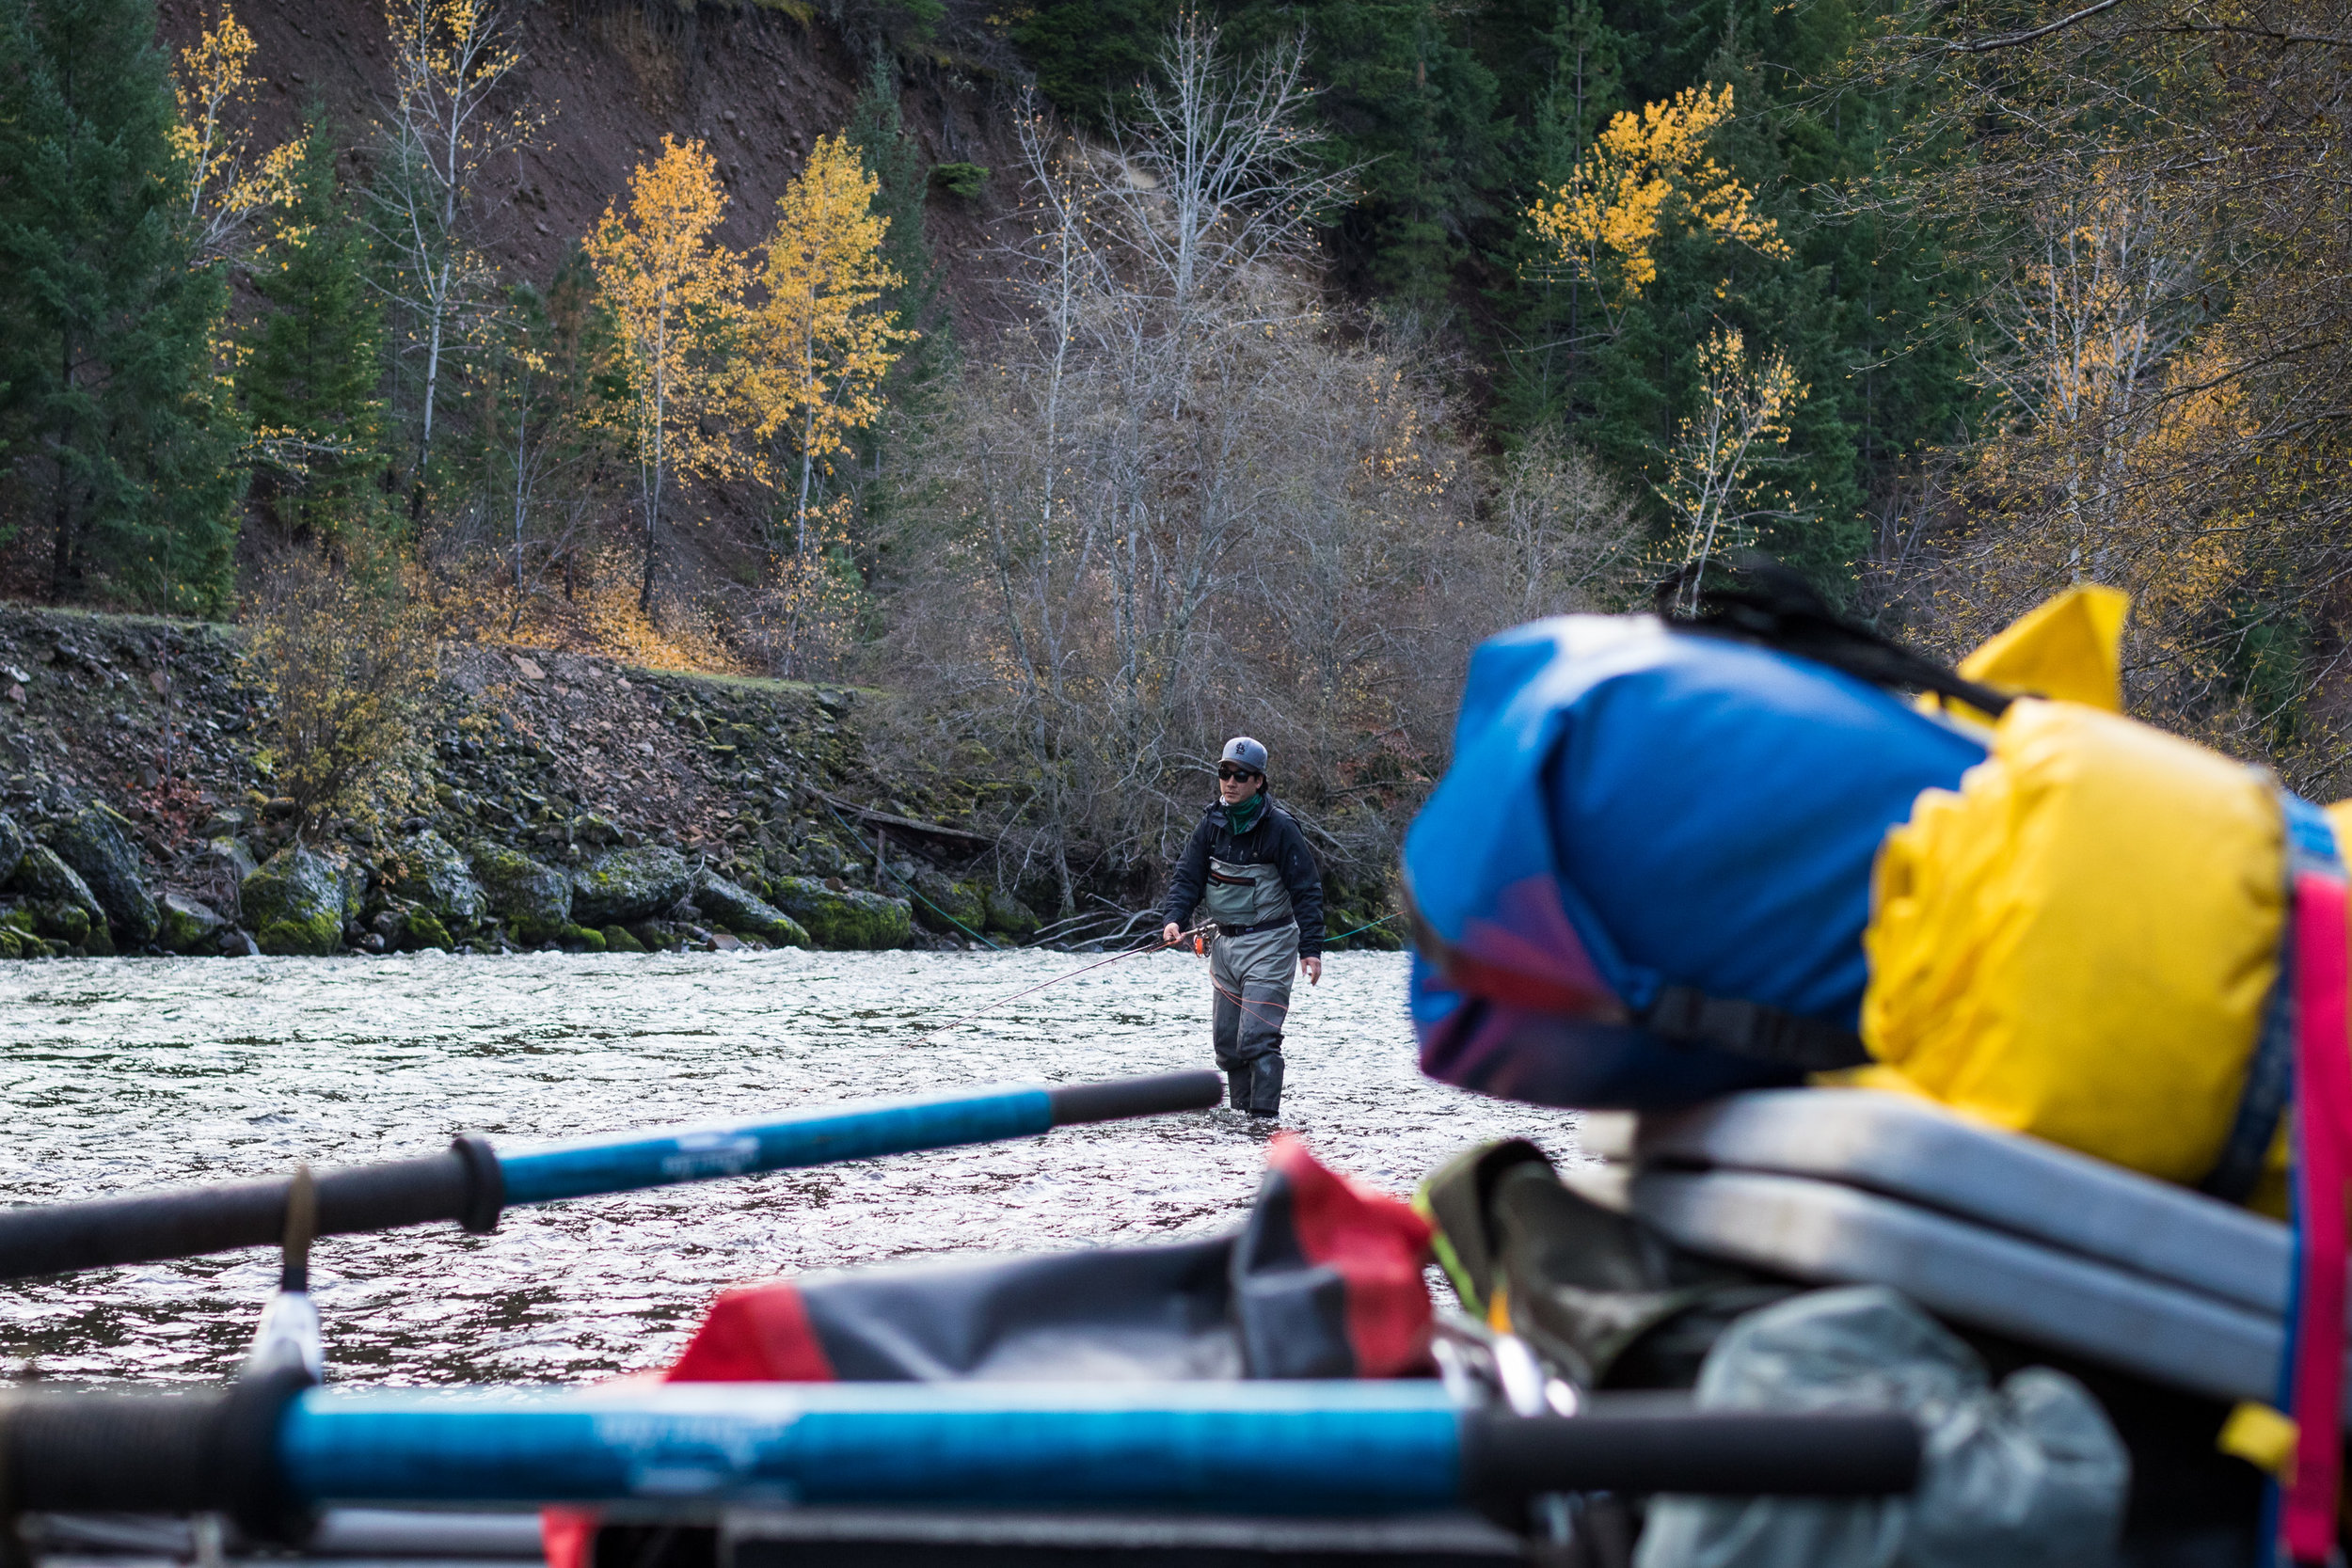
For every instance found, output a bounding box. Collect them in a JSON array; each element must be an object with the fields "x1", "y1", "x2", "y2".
[{"x1": 0, "y1": 950, "x2": 1575, "y2": 1387}]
